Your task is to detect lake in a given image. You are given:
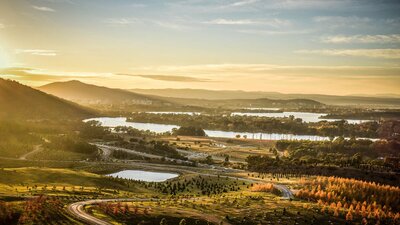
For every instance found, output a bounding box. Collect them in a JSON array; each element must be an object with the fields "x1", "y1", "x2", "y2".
[
  {"x1": 244, "y1": 107, "x2": 281, "y2": 111},
  {"x1": 147, "y1": 111, "x2": 201, "y2": 115},
  {"x1": 84, "y1": 117, "x2": 178, "y2": 133},
  {"x1": 107, "y1": 170, "x2": 179, "y2": 182},
  {"x1": 85, "y1": 117, "x2": 336, "y2": 141},
  {"x1": 231, "y1": 112, "x2": 372, "y2": 124}
]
